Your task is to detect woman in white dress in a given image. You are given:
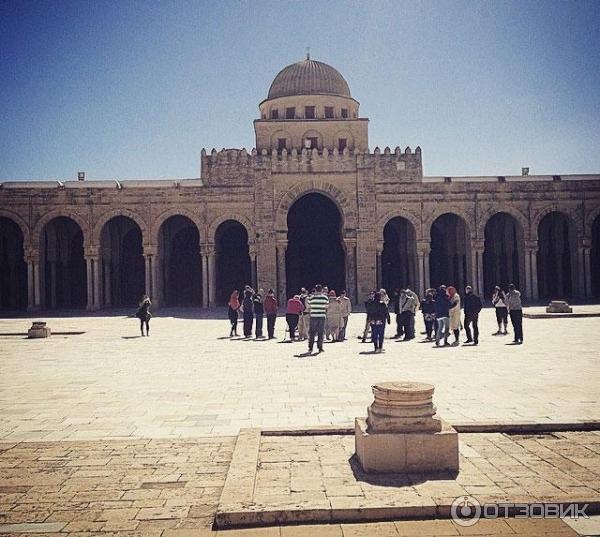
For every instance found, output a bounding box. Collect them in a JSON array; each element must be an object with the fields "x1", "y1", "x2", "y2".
[{"x1": 325, "y1": 290, "x2": 343, "y2": 342}]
